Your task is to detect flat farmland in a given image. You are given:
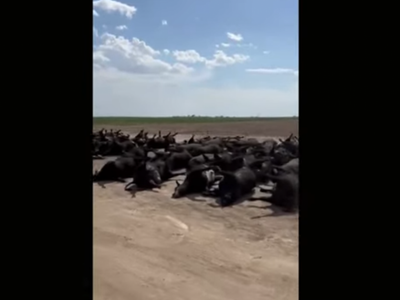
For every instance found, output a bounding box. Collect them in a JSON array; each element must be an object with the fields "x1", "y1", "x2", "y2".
[
  {"x1": 93, "y1": 117, "x2": 298, "y2": 137},
  {"x1": 93, "y1": 117, "x2": 299, "y2": 300}
]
